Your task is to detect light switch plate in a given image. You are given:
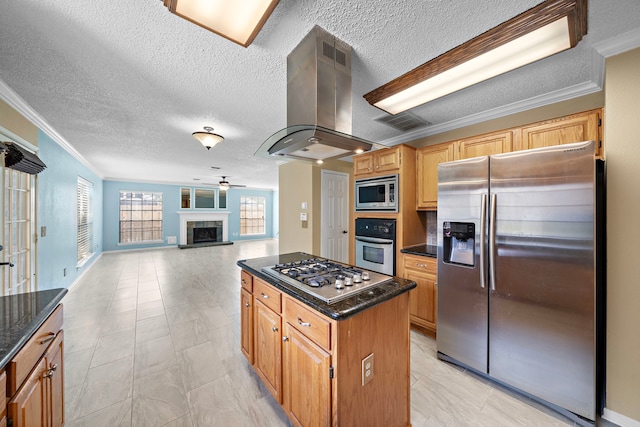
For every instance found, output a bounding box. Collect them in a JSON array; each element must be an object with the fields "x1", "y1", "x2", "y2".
[{"x1": 300, "y1": 212, "x2": 308, "y2": 221}]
